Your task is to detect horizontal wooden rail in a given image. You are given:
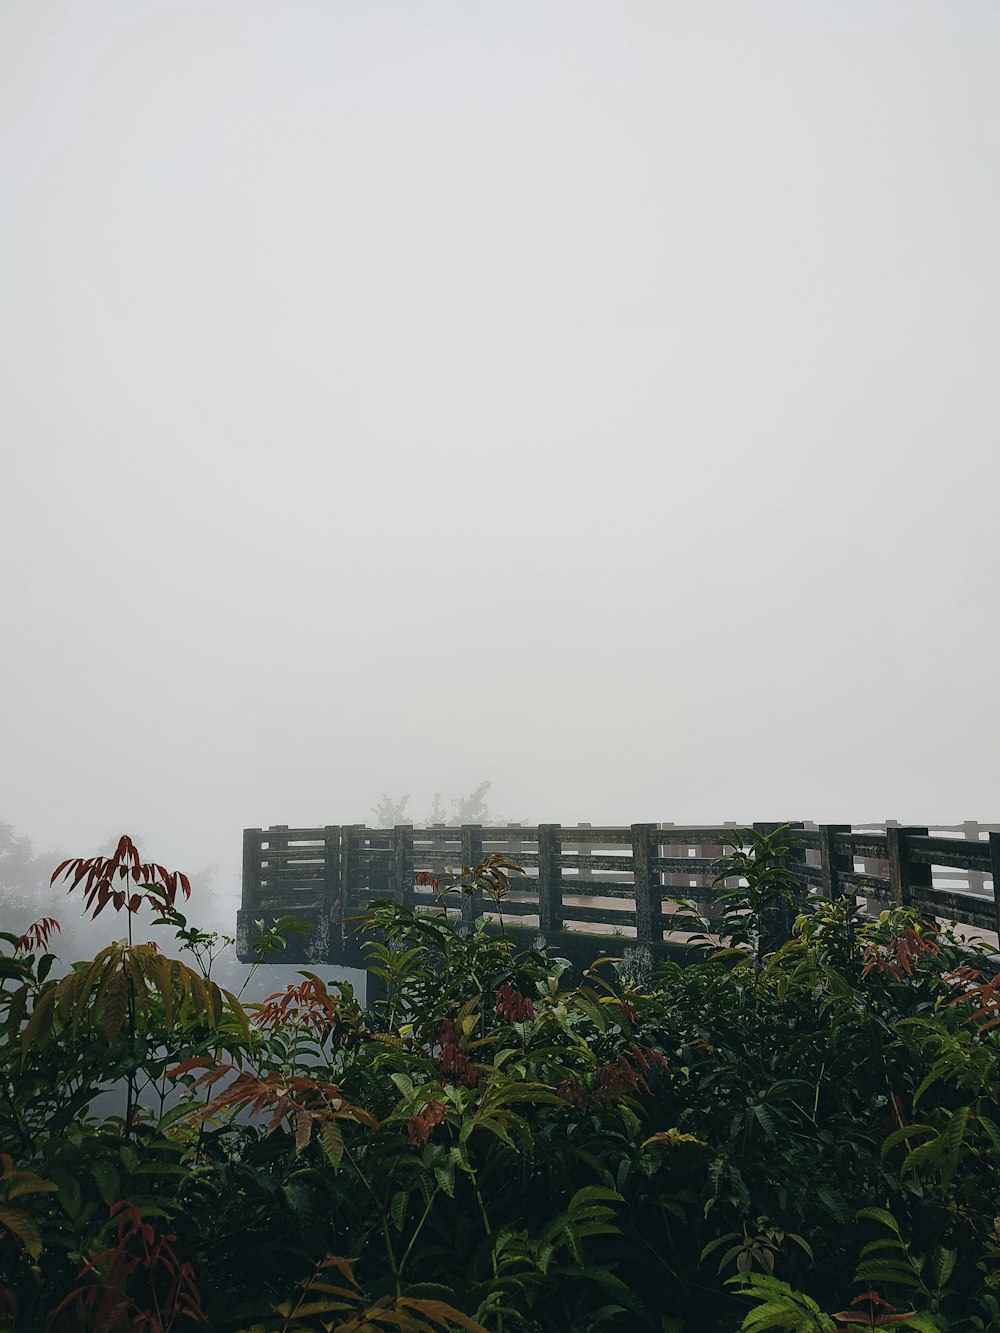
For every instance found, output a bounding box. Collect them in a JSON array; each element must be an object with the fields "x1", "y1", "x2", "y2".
[{"x1": 907, "y1": 836, "x2": 993, "y2": 871}]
